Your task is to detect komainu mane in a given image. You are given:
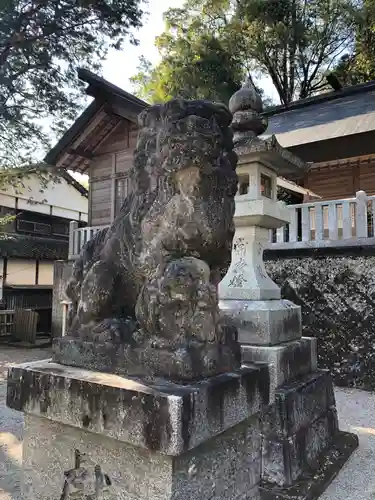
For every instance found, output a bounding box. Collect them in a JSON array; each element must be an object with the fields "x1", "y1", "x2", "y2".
[{"x1": 55, "y1": 99, "x2": 241, "y2": 381}]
